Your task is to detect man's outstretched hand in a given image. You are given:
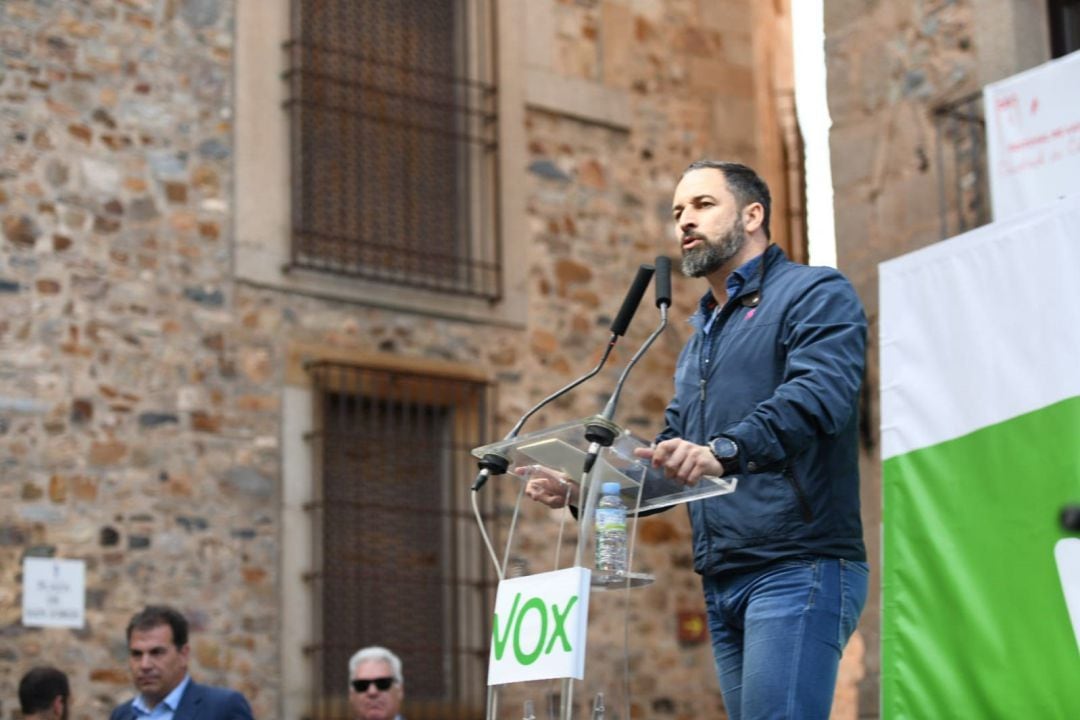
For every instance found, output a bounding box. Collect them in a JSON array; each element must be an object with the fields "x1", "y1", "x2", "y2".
[{"x1": 633, "y1": 438, "x2": 723, "y2": 486}]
